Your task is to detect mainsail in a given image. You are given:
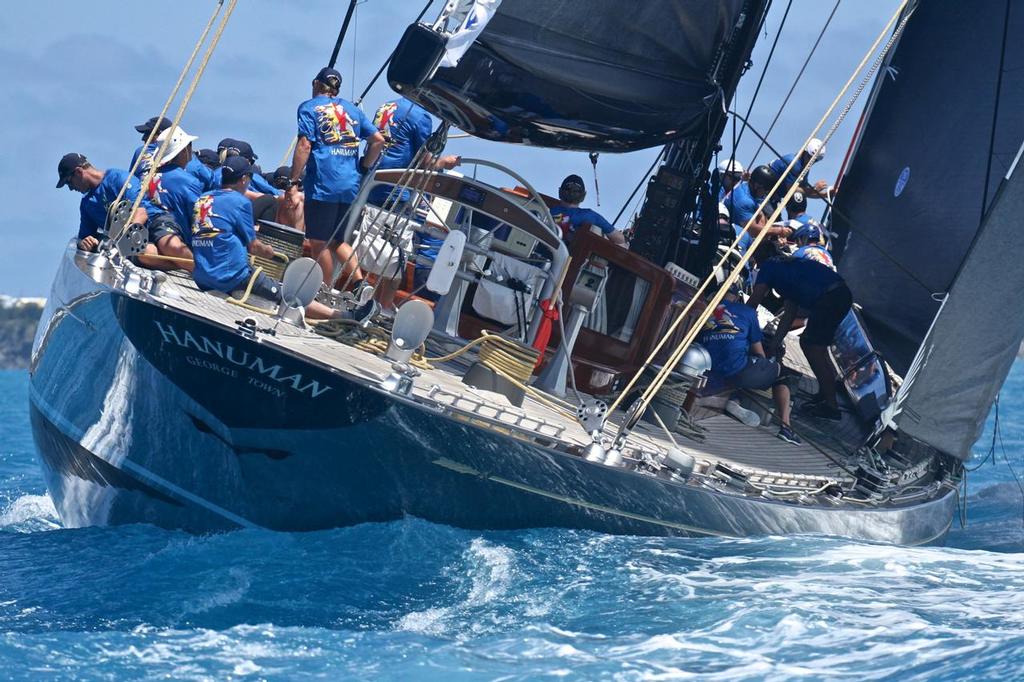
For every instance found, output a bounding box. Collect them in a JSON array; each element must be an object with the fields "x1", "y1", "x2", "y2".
[
  {"x1": 887, "y1": 143, "x2": 1024, "y2": 459},
  {"x1": 392, "y1": 0, "x2": 765, "y2": 152},
  {"x1": 832, "y1": 0, "x2": 1024, "y2": 375}
]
